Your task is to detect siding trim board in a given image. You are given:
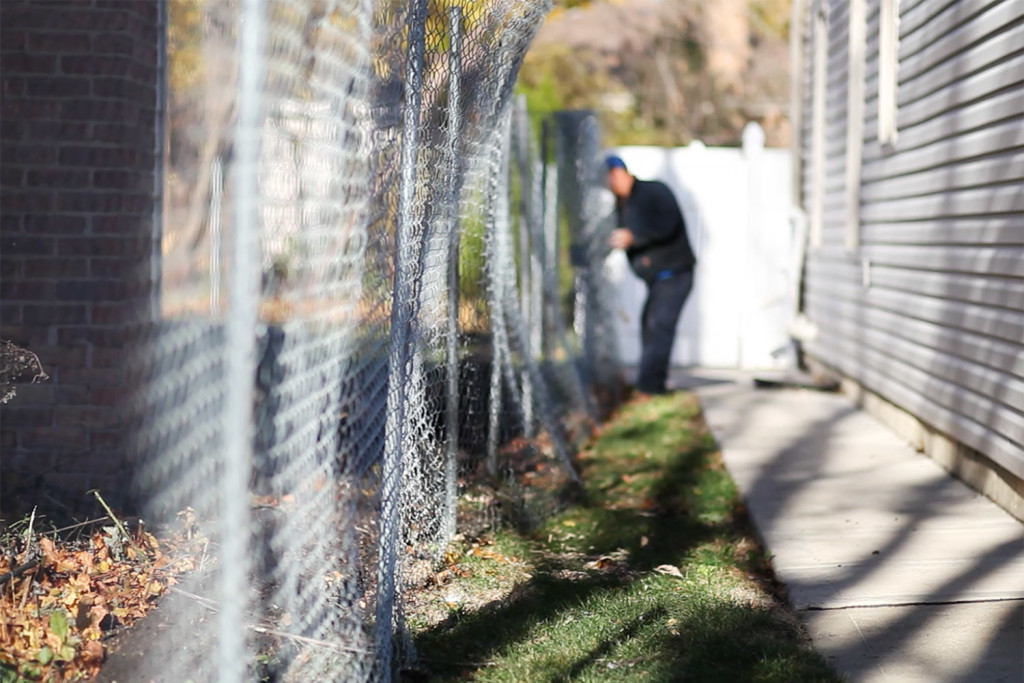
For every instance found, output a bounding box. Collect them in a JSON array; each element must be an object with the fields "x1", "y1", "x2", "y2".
[{"x1": 796, "y1": 0, "x2": 1024, "y2": 513}]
